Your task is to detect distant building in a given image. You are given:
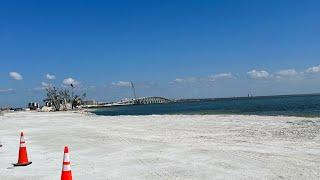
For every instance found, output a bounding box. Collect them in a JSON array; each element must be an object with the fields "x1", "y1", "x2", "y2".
[{"x1": 28, "y1": 102, "x2": 40, "y2": 110}]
